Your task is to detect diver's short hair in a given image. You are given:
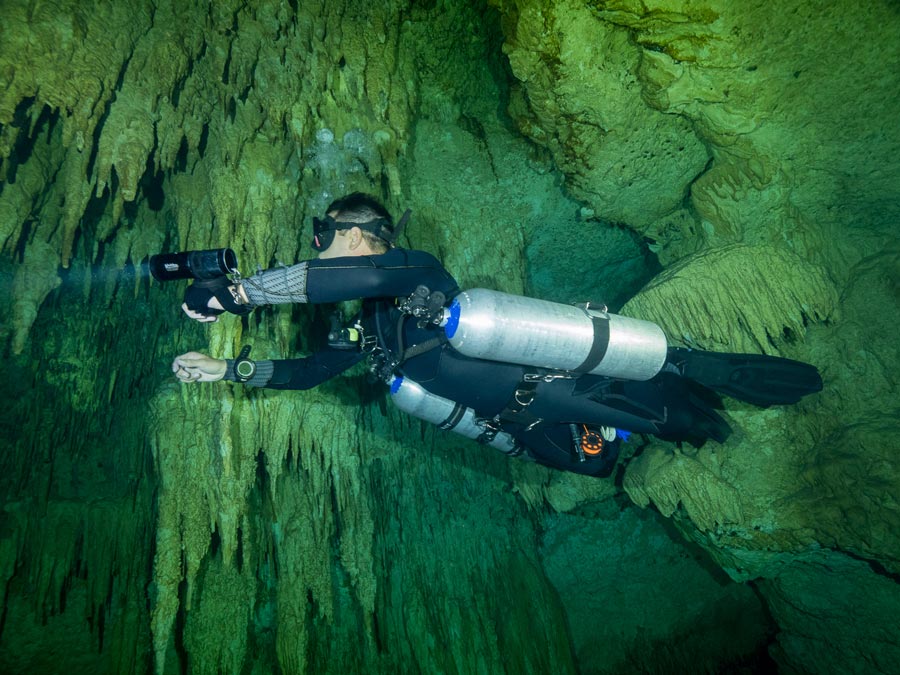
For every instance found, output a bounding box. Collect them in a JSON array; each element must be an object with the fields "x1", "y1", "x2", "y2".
[{"x1": 326, "y1": 193, "x2": 393, "y2": 252}]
